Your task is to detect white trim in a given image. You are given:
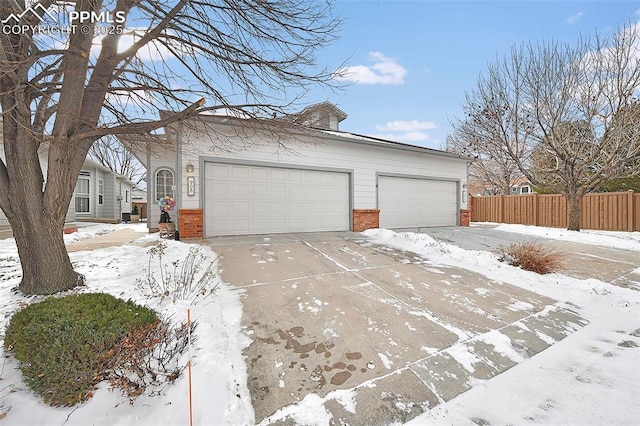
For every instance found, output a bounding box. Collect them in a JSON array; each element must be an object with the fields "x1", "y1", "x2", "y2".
[
  {"x1": 75, "y1": 175, "x2": 91, "y2": 214},
  {"x1": 98, "y1": 178, "x2": 104, "y2": 205},
  {"x1": 155, "y1": 167, "x2": 175, "y2": 200}
]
